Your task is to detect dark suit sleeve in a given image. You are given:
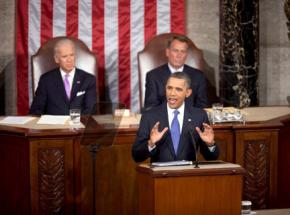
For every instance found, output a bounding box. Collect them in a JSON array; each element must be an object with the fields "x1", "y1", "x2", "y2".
[
  {"x1": 29, "y1": 76, "x2": 47, "y2": 115},
  {"x1": 82, "y1": 75, "x2": 97, "y2": 115},
  {"x1": 132, "y1": 113, "x2": 153, "y2": 162},
  {"x1": 144, "y1": 72, "x2": 160, "y2": 110},
  {"x1": 198, "y1": 111, "x2": 219, "y2": 160},
  {"x1": 195, "y1": 73, "x2": 209, "y2": 108},
  {"x1": 200, "y1": 141, "x2": 219, "y2": 160}
]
